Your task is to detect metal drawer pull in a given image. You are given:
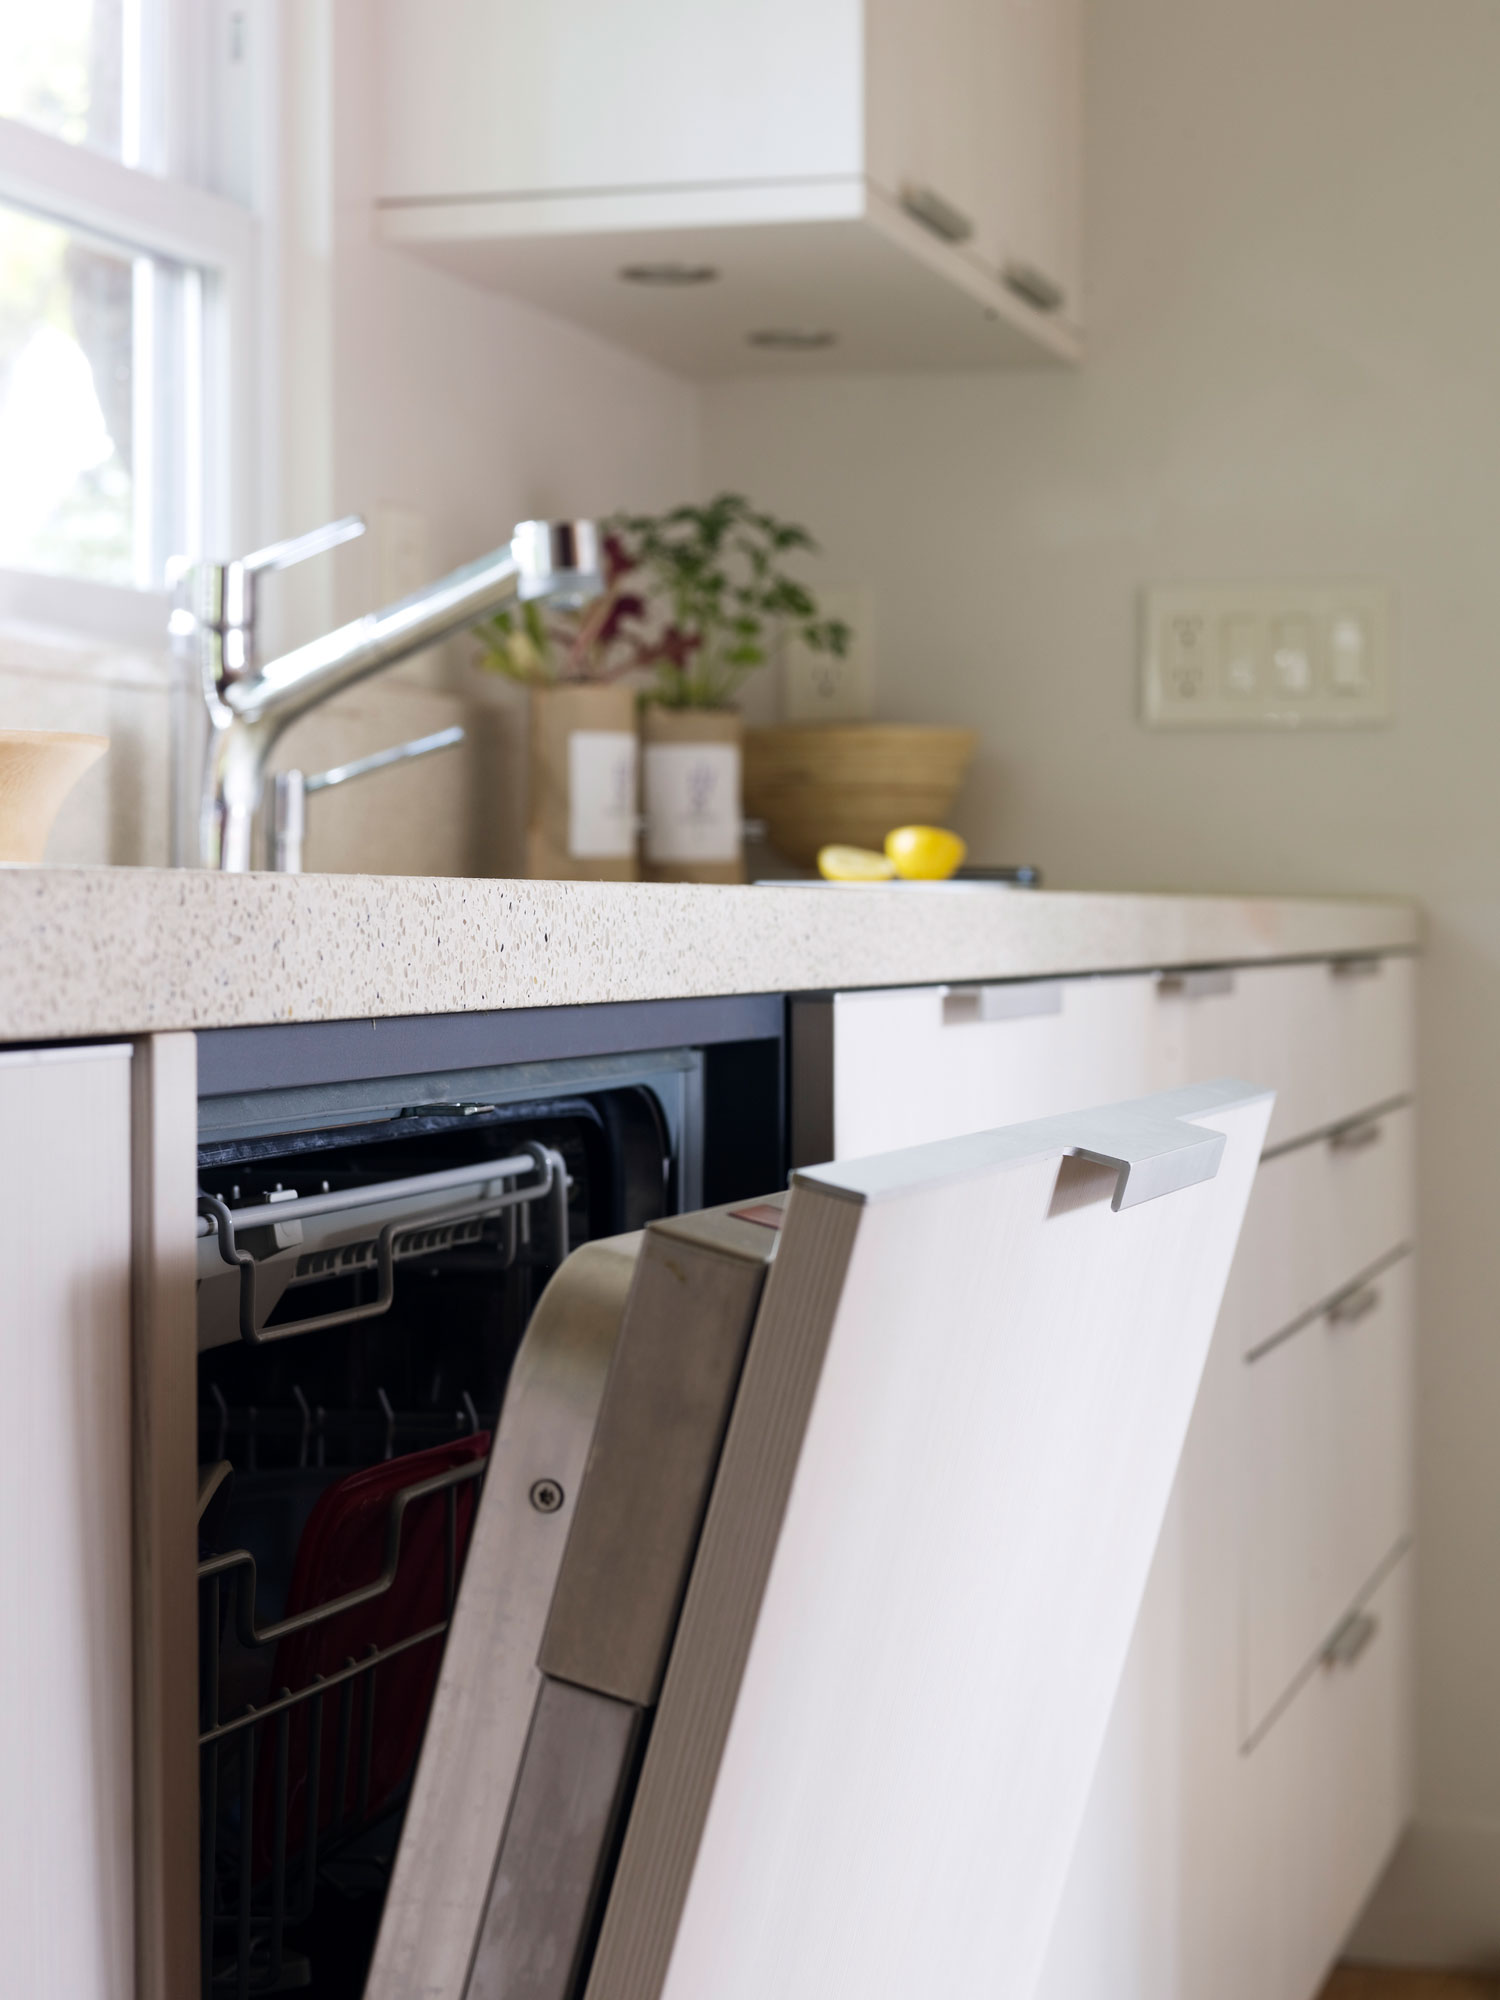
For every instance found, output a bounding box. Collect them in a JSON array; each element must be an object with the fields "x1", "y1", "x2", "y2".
[
  {"x1": 200, "y1": 1141, "x2": 568, "y2": 1344},
  {"x1": 1323, "y1": 1609, "x2": 1379, "y2": 1669},
  {"x1": 943, "y1": 980, "x2": 1062, "y2": 1025},
  {"x1": 1002, "y1": 260, "x2": 1066, "y2": 314},
  {"x1": 1330, "y1": 1118, "x2": 1384, "y2": 1153},
  {"x1": 899, "y1": 181, "x2": 975, "y2": 244},
  {"x1": 1156, "y1": 968, "x2": 1236, "y2": 1001},
  {"x1": 1327, "y1": 1282, "x2": 1381, "y2": 1327},
  {"x1": 1331, "y1": 955, "x2": 1383, "y2": 979}
]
